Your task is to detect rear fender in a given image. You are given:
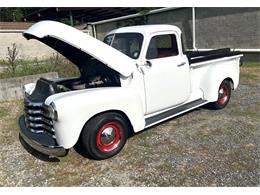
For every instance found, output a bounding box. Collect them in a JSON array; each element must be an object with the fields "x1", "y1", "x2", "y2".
[{"x1": 198, "y1": 57, "x2": 240, "y2": 102}]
